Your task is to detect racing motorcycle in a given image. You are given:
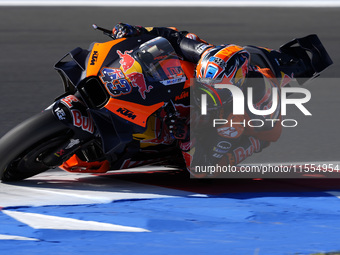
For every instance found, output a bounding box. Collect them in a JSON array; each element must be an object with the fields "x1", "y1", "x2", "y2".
[{"x1": 0, "y1": 25, "x2": 332, "y2": 181}]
